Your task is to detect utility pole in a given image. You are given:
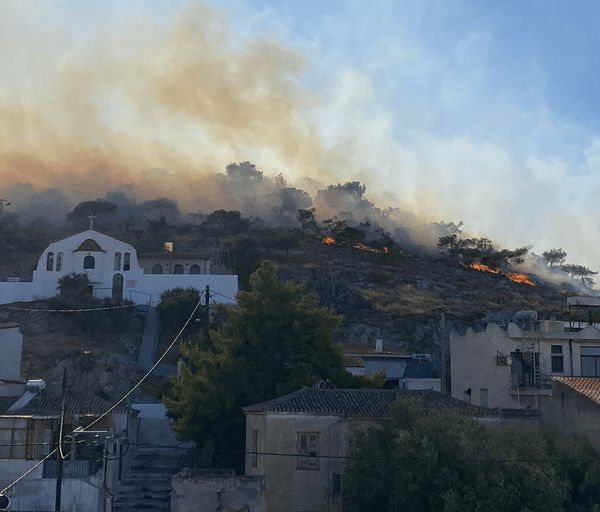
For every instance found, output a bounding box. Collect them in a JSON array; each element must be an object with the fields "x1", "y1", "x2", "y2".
[
  {"x1": 55, "y1": 367, "x2": 67, "y2": 512},
  {"x1": 204, "y1": 285, "x2": 210, "y2": 337},
  {"x1": 440, "y1": 309, "x2": 447, "y2": 395}
]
